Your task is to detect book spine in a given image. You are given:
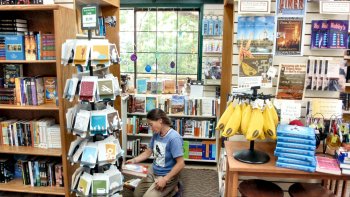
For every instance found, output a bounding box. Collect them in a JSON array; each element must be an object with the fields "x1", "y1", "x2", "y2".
[
  {"x1": 274, "y1": 151, "x2": 315, "y2": 162},
  {"x1": 276, "y1": 161, "x2": 315, "y2": 172},
  {"x1": 277, "y1": 157, "x2": 316, "y2": 167},
  {"x1": 277, "y1": 141, "x2": 316, "y2": 151},
  {"x1": 275, "y1": 147, "x2": 315, "y2": 156}
]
